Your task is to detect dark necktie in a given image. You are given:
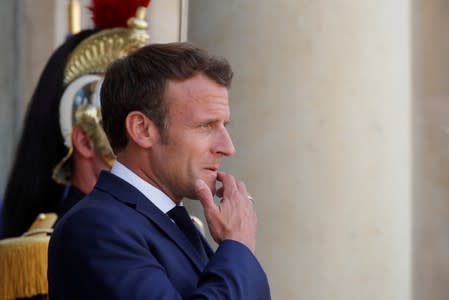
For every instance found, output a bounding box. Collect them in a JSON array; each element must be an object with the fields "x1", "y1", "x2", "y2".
[{"x1": 167, "y1": 206, "x2": 207, "y2": 259}]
